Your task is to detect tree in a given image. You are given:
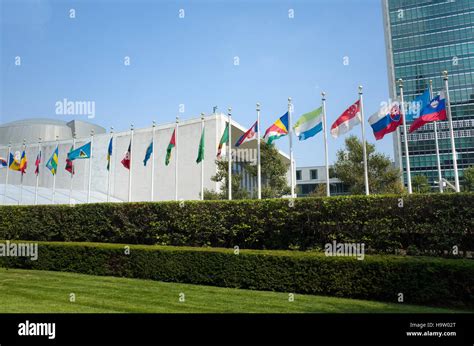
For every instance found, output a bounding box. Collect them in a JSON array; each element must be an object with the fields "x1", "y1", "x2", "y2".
[
  {"x1": 462, "y1": 166, "x2": 474, "y2": 192},
  {"x1": 208, "y1": 159, "x2": 249, "y2": 200},
  {"x1": 308, "y1": 184, "x2": 327, "y2": 197},
  {"x1": 412, "y1": 175, "x2": 431, "y2": 193},
  {"x1": 246, "y1": 141, "x2": 290, "y2": 198},
  {"x1": 333, "y1": 135, "x2": 403, "y2": 194}
]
